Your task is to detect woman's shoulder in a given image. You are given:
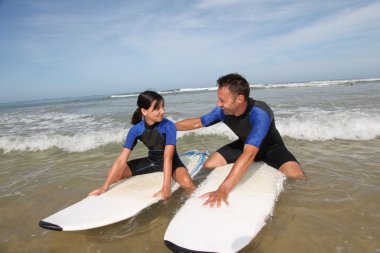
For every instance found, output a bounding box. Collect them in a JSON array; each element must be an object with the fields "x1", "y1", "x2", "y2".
[
  {"x1": 158, "y1": 118, "x2": 175, "y2": 129},
  {"x1": 129, "y1": 120, "x2": 145, "y2": 133}
]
